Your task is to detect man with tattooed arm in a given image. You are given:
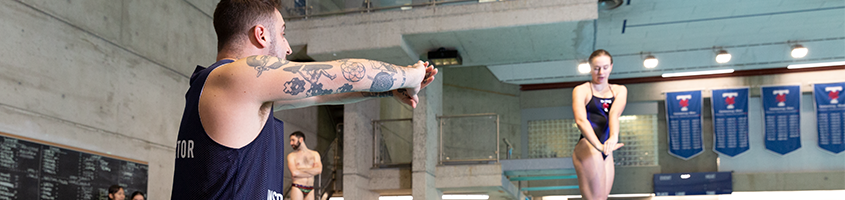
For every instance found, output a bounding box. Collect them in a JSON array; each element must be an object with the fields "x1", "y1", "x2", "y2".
[{"x1": 170, "y1": 0, "x2": 437, "y2": 199}]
